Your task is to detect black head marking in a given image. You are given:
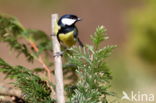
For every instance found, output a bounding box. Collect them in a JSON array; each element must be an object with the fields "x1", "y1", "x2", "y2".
[{"x1": 58, "y1": 14, "x2": 81, "y2": 27}]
